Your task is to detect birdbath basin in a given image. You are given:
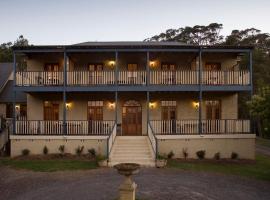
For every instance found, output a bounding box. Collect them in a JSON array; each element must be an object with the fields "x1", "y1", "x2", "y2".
[
  {"x1": 114, "y1": 163, "x2": 140, "y2": 176},
  {"x1": 114, "y1": 163, "x2": 140, "y2": 200}
]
